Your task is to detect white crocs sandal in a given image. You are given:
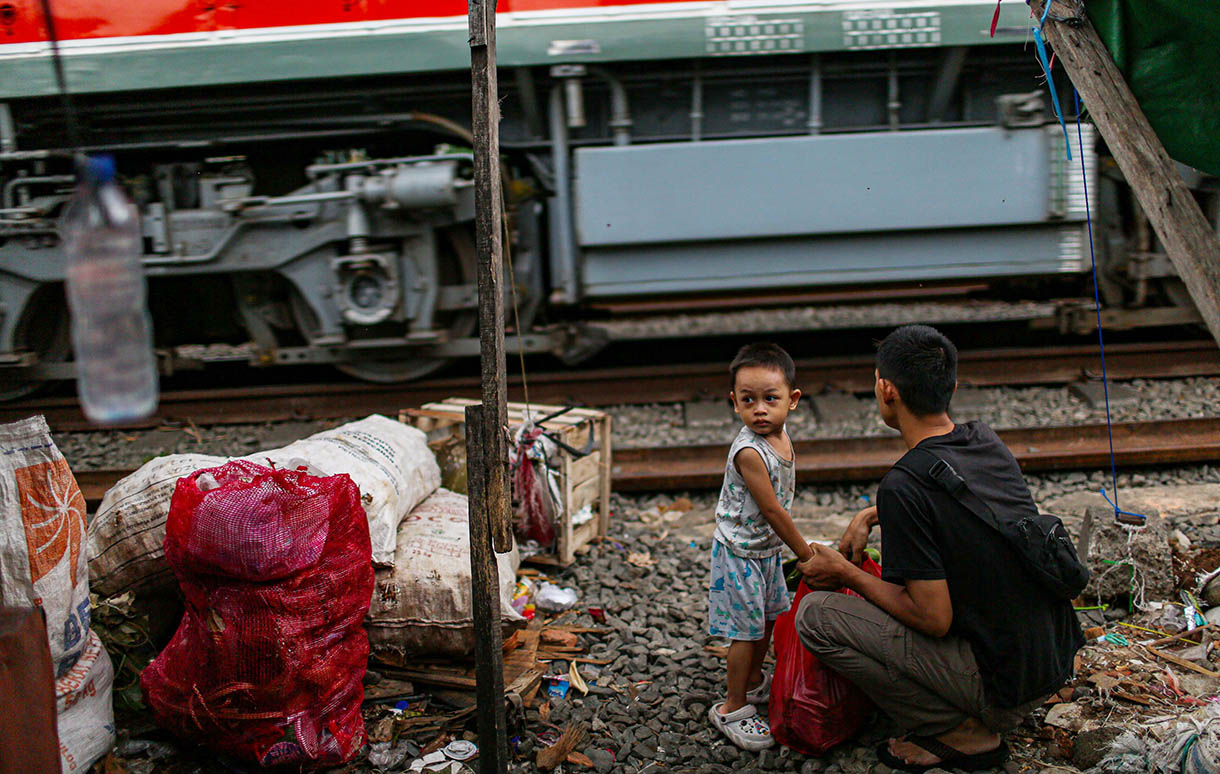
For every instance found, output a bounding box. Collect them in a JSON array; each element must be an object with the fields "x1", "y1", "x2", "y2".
[
  {"x1": 745, "y1": 670, "x2": 772, "y2": 705},
  {"x1": 708, "y1": 702, "x2": 775, "y2": 751}
]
